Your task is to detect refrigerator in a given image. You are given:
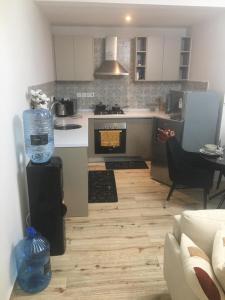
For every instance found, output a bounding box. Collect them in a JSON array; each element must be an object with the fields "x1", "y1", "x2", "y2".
[
  {"x1": 151, "y1": 90, "x2": 223, "y2": 185},
  {"x1": 219, "y1": 96, "x2": 225, "y2": 146}
]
